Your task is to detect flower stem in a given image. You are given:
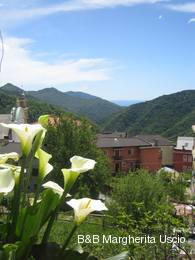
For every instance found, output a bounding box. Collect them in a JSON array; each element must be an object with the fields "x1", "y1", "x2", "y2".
[
  {"x1": 9, "y1": 156, "x2": 26, "y2": 241},
  {"x1": 61, "y1": 224, "x2": 77, "y2": 251},
  {"x1": 41, "y1": 192, "x2": 67, "y2": 243},
  {"x1": 23, "y1": 155, "x2": 34, "y2": 197},
  {"x1": 32, "y1": 181, "x2": 42, "y2": 207},
  {"x1": 41, "y1": 211, "x2": 56, "y2": 243}
]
